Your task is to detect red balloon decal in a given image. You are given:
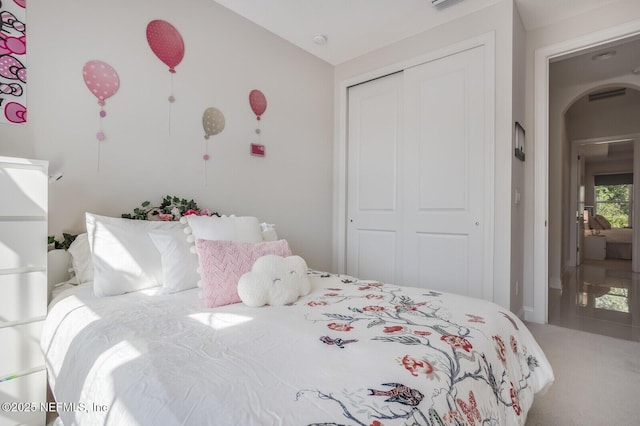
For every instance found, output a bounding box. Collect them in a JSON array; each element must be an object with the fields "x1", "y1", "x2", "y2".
[
  {"x1": 146, "y1": 20, "x2": 185, "y2": 73},
  {"x1": 249, "y1": 90, "x2": 267, "y2": 120}
]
